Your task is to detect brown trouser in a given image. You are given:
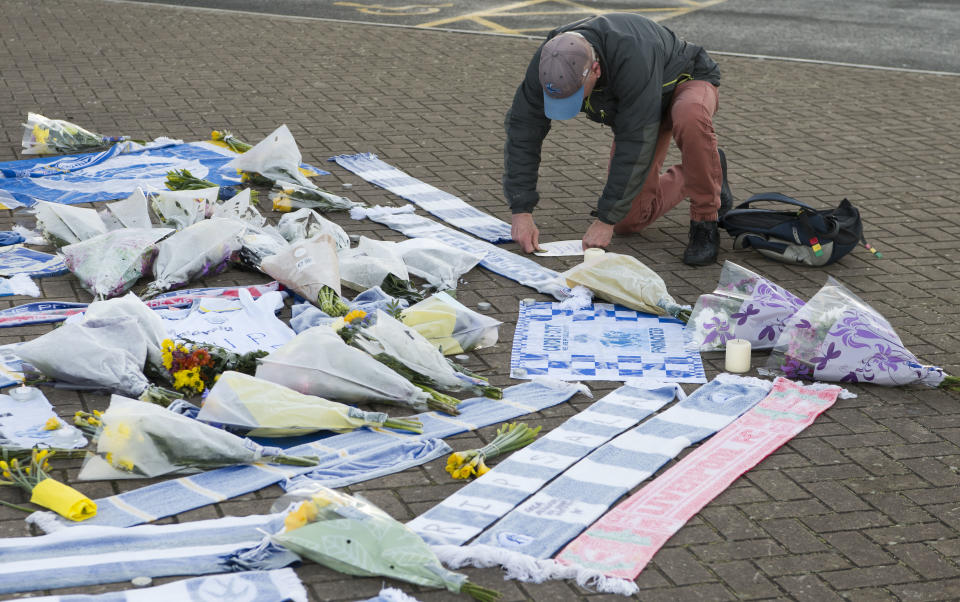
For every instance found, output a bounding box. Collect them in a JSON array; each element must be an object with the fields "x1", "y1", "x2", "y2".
[{"x1": 613, "y1": 80, "x2": 721, "y2": 234}]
